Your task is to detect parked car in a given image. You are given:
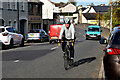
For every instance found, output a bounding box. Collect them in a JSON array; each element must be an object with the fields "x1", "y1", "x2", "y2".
[
  {"x1": 0, "y1": 26, "x2": 24, "y2": 49},
  {"x1": 49, "y1": 24, "x2": 63, "y2": 44},
  {"x1": 26, "y1": 29, "x2": 49, "y2": 42},
  {"x1": 101, "y1": 27, "x2": 120, "y2": 79},
  {"x1": 85, "y1": 25, "x2": 102, "y2": 40}
]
